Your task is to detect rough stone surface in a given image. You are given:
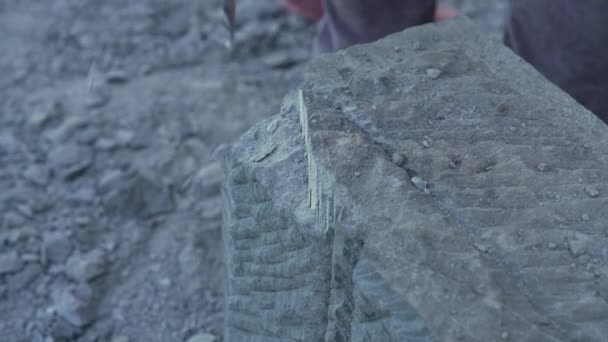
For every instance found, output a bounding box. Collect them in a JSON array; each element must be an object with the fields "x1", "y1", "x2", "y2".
[
  {"x1": 0, "y1": 0, "x2": 510, "y2": 340},
  {"x1": 223, "y1": 18, "x2": 608, "y2": 341}
]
